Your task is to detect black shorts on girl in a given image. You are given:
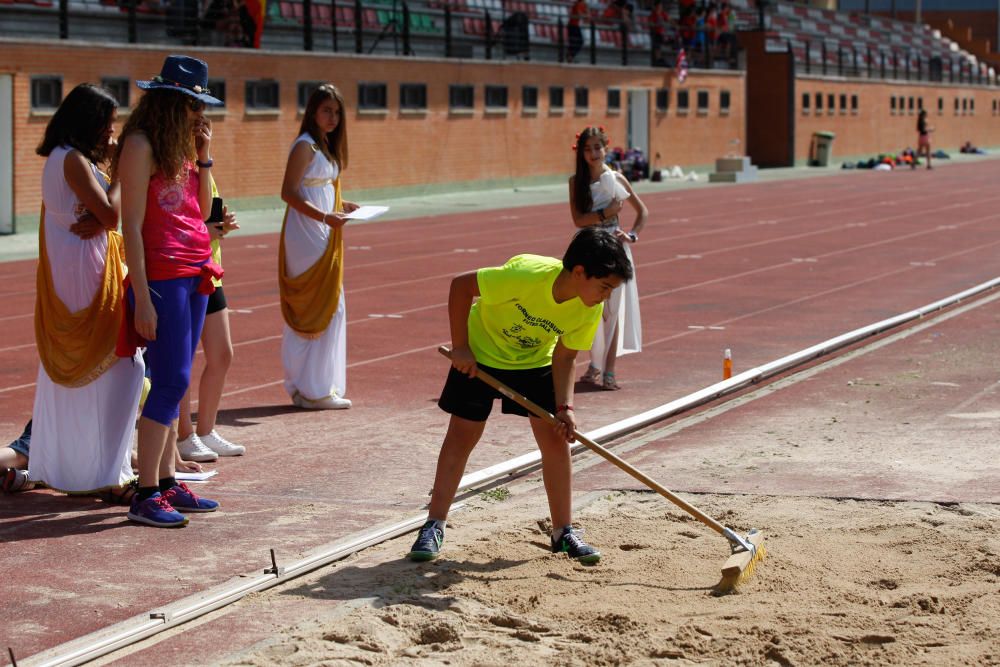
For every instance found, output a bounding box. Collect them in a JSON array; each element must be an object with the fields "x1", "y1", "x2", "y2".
[
  {"x1": 438, "y1": 363, "x2": 557, "y2": 422},
  {"x1": 206, "y1": 285, "x2": 227, "y2": 315}
]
